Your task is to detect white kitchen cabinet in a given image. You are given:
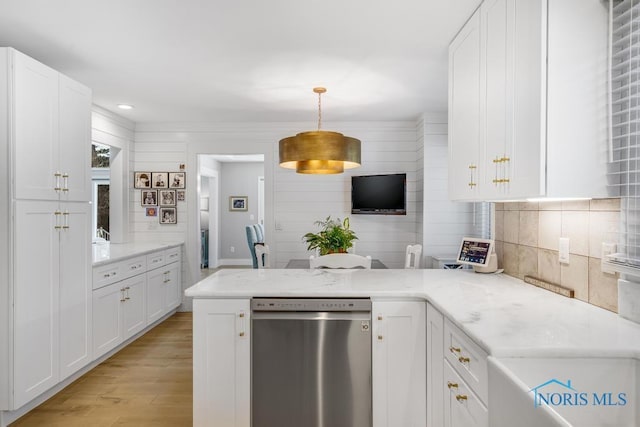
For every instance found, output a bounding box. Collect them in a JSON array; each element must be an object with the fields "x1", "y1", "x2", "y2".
[
  {"x1": 13, "y1": 48, "x2": 91, "y2": 202},
  {"x1": 448, "y1": 8, "x2": 481, "y2": 201},
  {"x1": 13, "y1": 200, "x2": 92, "y2": 408},
  {"x1": 146, "y1": 248, "x2": 181, "y2": 325},
  {"x1": 444, "y1": 360, "x2": 488, "y2": 427},
  {"x1": 372, "y1": 300, "x2": 426, "y2": 427},
  {"x1": 193, "y1": 298, "x2": 250, "y2": 427},
  {"x1": 427, "y1": 303, "x2": 445, "y2": 427},
  {"x1": 449, "y1": 0, "x2": 608, "y2": 201},
  {"x1": 92, "y1": 274, "x2": 147, "y2": 359}
]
